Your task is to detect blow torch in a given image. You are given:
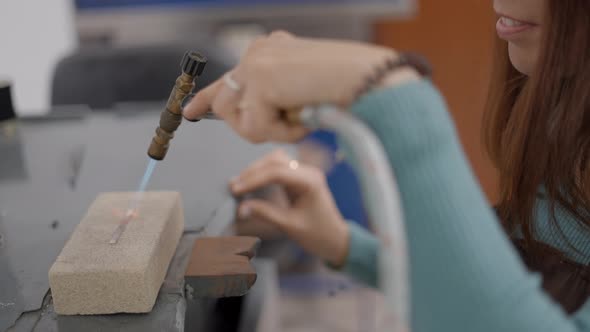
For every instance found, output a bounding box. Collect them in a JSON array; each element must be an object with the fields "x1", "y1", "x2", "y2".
[
  {"x1": 111, "y1": 52, "x2": 208, "y2": 245},
  {"x1": 147, "y1": 51, "x2": 207, "y2": 161},
  {"x1": 143, "y1": 51, "x2": 412, "y2": 332}
]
